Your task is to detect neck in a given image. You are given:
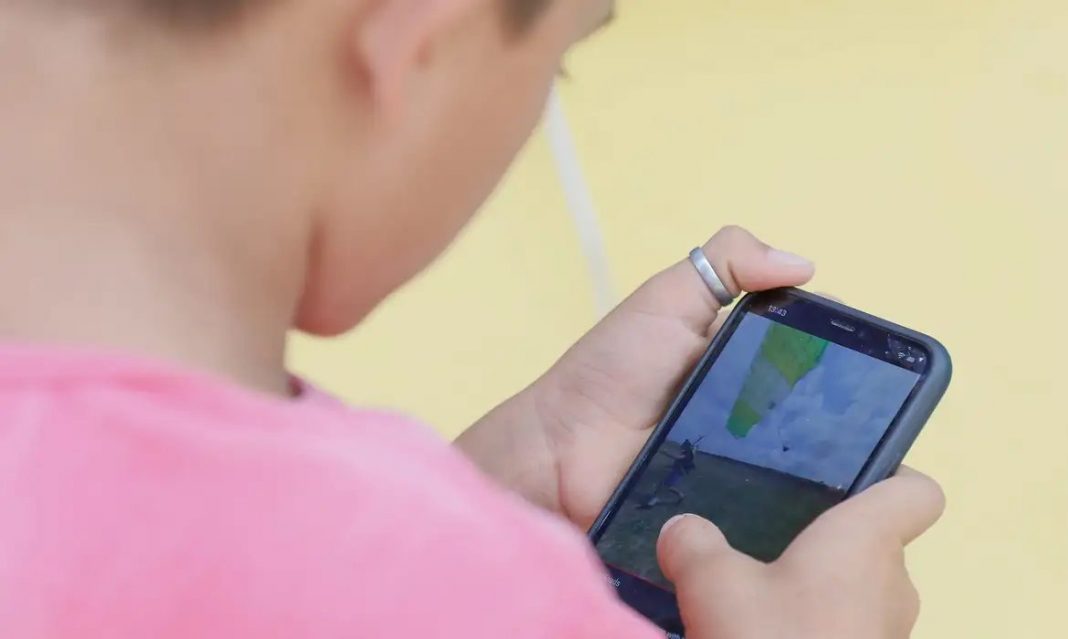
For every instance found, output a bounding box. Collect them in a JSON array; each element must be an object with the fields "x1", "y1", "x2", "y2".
[
  {"x1": 0, "y1": 14, "x2": 312, "y2": 397},
  {"x1": 0, "y1": 210, "x2": 303, "y2": 398}
]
